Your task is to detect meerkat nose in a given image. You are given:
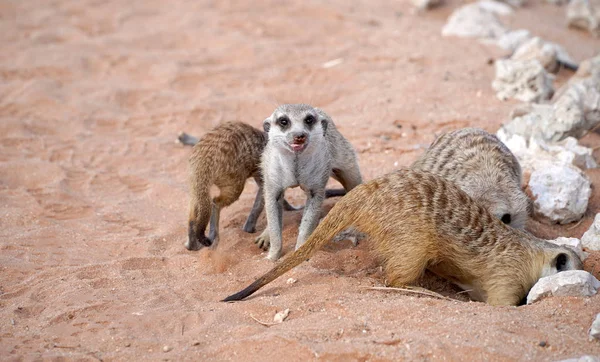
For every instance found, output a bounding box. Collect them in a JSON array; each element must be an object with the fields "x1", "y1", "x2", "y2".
[{"x1": 293, "y1": 133, "x2": 307, "y2": 144}]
